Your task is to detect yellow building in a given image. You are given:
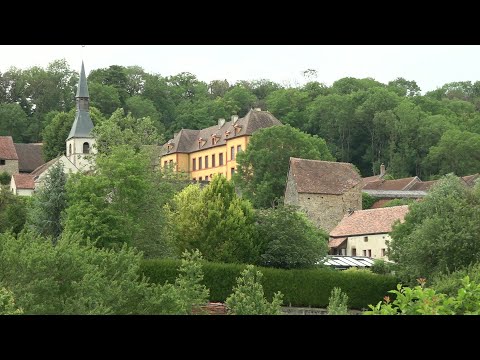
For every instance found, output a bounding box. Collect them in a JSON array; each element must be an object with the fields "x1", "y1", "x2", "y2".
[{"x1": 160, "y1": 109, "x2": 282, "y2": 181}]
